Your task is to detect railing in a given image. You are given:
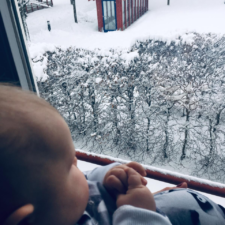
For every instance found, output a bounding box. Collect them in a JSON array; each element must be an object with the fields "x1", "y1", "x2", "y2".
[
  {"x1": 76, "y1": 150, "x2": 225, "y2": 198},
  {"x1": 26, "y1": 0, "x2": 53, "y2": 14}
]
